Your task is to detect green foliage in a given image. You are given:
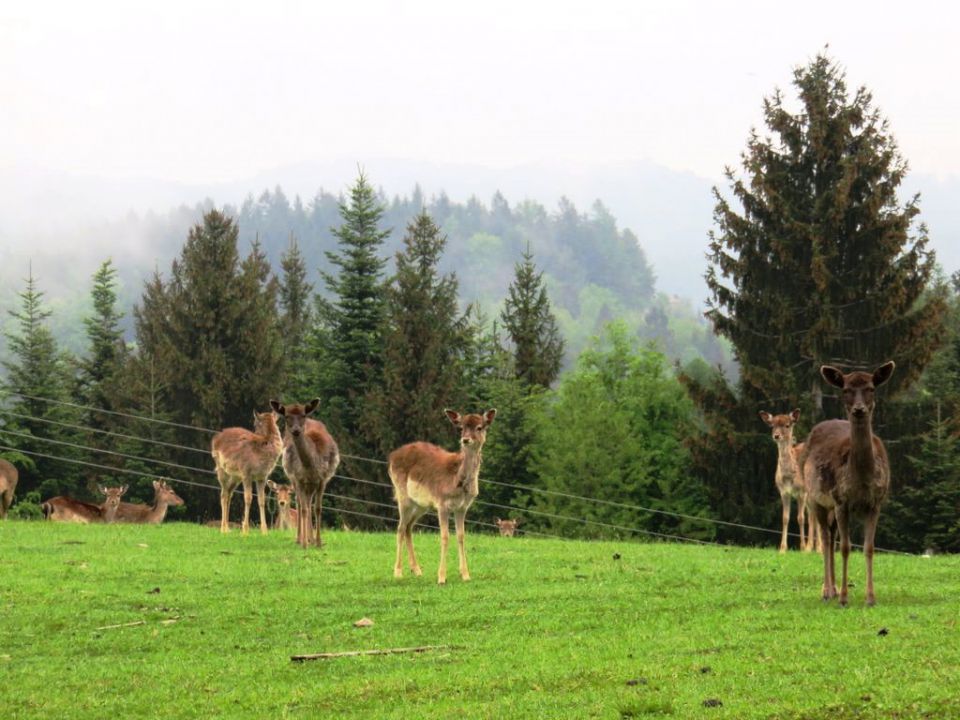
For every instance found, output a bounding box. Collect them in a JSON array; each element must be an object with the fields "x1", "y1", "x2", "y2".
[
  {"x1": 706, "y1": 51, "x2": 947, "y2": 416},
  {"x1": 528, "y1": 322, "x2": 712, "y2": 540},
  {"x1": 501, "y1": 245, "x2": 565, "y2": 389},
  {"x1": 7, "y1": 489, "x2": 42, "y2": 520},
  {"x1": 278, "y1": 236, "x2": 313, "y2": 400},
  {"x1": 3, "y1": 523, "x2": 960, "y2": 719}
]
